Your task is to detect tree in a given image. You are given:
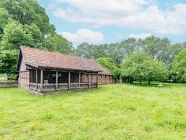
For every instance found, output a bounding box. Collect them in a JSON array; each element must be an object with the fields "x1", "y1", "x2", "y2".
[
  {"x1": 96, "y1": 57, "x2": 120, "y2": 78},
  {"x1": 142, "y1": 36, "x2": 171, "y2": 65},
  {"x1": 121, "y1": 51, "x2": 168, "y2": 85},
  {"x1": 23, "y1": 24, "x2": 44, "y2": 48},
  {"x1": 1, "y1": 20, "x2": 34, "y2": 50},
  {"x1": 0, "y1": 0, "x2": 55, "y2": 35},
  {"x1": 172, "y1": 49, "x2": 186, "y2": 81},
  {"x1": 147, "y1": 60, "x2": 168, "y2": 84},
  {"x1": 43, "y1": 33, "x2": 73, "y2": 54},
  {"x1": 0, "y1": 50, "x2": 18, "y2": 79},
  {"x1": 75, "y1": 42, "x2": 93, "y2": 58},
  {"x1": 0, "y1": 8, "x2": 11, "y2": 40}
]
